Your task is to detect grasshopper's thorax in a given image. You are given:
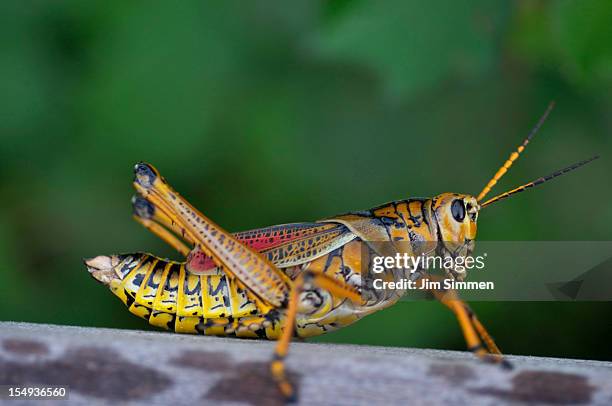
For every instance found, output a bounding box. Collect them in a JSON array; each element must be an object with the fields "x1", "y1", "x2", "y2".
[
  {"x1": 326, "y1": 198, "x2": 437, "y2": 243},
  {"x1": 326, "y1": 194, "x2": 479, "y2": 247}
]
